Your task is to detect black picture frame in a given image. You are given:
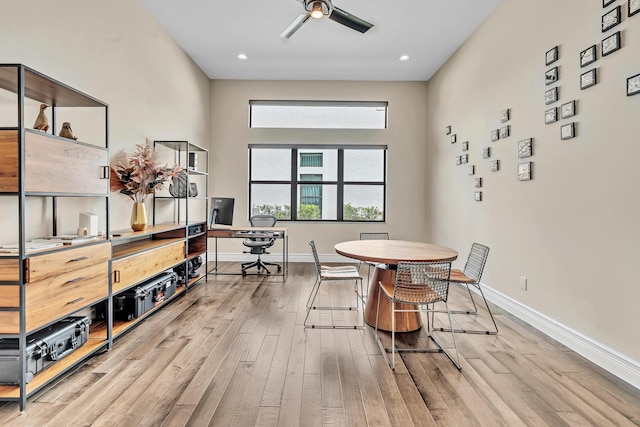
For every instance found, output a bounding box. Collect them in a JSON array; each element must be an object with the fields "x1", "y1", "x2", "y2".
[
  {"x1": 474, "y1": 191, "x2": 482, "y2": 202},
  {"x1": 490, "y1": 129, "x2": 499, "y2": 142},
  {"x1": 517, "y1": 138, "x2": 533, "y2": 159},
  {"x1": 545, "y1": 67, "x2": 558, "y2": 85},
  {"x1": 517, "y1": 162, "x2": 532, "y2": 181},
  {"x1": 580, "y1": 69, "x2": 597, "y2": 90},
  {"x1": 450, "y1": 134, "x2": 457, "y2": 144},
  {"x1": 631, "y1": 0, "x2": 640, "y2": 17},
  {"x1": 490, "y1": 160, "x2": 500, "y2": 172},
  {"x1": 545, "y1": 107, "x2": 557, "y2": 124},
  {"x1": 544, "y1": 87, "x2": 558, "y2": 104},
  {"x1": 602, "y1": 31, "x2": 621, "y2": 56},
  {"x1": 445, "y1": 125, "x2": 451, "y2": 135},
  {"x1": 482, "y1": 147, "x2": 491, "y2": 159},
  {"x1": 561, "y1": 100, "x2": 576, "y2": 119},
  {"x1": 545, "y1": 46, "x2": 559, "y2": 65},
  {"x1": 561, "y1": 122, "x2": 576, "y2": 140},
  {"x1": 499, "y1": 125, "x2": 510, "y2": 139},
  {"x1": 603, "y1": 0, "x2": 616, "y2": 6},
  {"x1": 500, "y1": 109, "x2": 510, "y2": 123},
  {"x1": 602, "y1": 6, "x2": 621, "y2": 32},
  {"x1": 627, "y1": 73, "x2": 640, "y2": 96},
  {"x1": 580, "y1": 45, "x2": 597, "y2": 67},
  {"x1": 462, "y1": 141, "x2": 468, "y2": 151}
]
